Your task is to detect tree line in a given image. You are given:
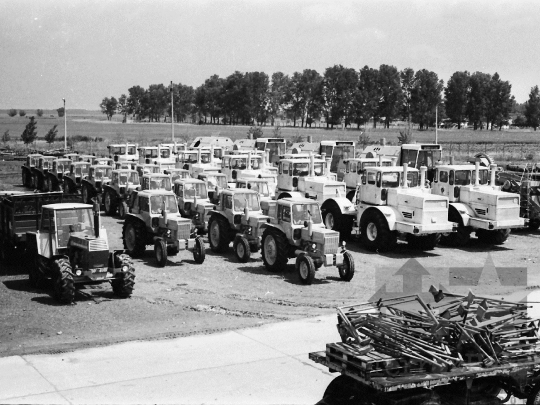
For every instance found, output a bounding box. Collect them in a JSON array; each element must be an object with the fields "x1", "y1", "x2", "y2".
[{"x1": 94, "y1": 64, "x2": 536, "y2": 131}]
